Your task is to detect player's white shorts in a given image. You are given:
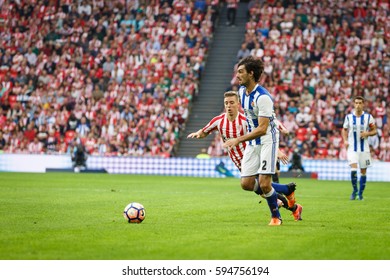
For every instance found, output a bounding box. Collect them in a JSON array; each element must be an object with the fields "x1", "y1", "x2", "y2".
[
  {"x1": 347, "y1": 150, "x2": 372, "y2": 169},
  {"x1": 241, "y1": 142, "x2": 278, "y2": 177}
]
